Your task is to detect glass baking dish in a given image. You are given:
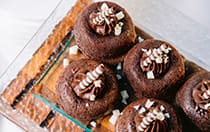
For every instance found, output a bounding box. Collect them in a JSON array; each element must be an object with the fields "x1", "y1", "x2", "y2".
[{"x1": 0, "y1": 0, "x2": 210, "y2": 131}]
